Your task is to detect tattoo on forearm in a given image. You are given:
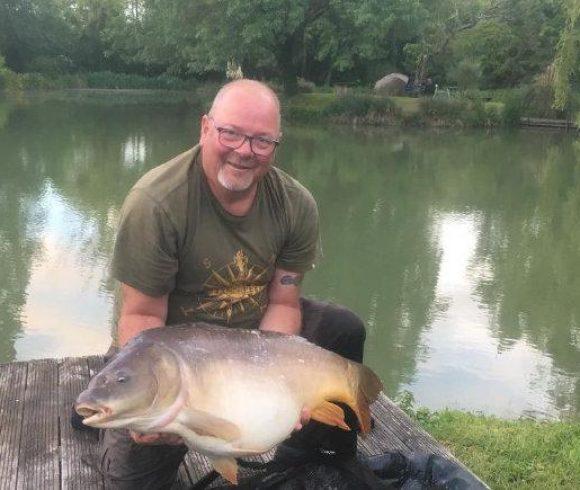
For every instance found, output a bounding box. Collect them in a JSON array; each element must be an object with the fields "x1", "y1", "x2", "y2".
[{"x1": 280, "y1": 274, "x2": 302, "y2": 286}]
